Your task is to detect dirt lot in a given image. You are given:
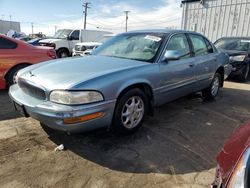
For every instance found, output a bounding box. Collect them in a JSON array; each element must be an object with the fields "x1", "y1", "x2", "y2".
[{"x1": 0, "y1": 81, "x2": 250, "y2": 188}]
